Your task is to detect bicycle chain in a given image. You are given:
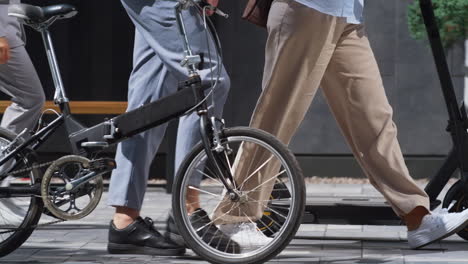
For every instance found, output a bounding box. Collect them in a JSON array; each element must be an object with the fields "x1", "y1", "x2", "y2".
[
  {"x1": 0, "y1": 160, "x2": 67, "y2": 235},
  {"x1": 7, "y1": 160, "x2": 54, "y2": 176}
]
